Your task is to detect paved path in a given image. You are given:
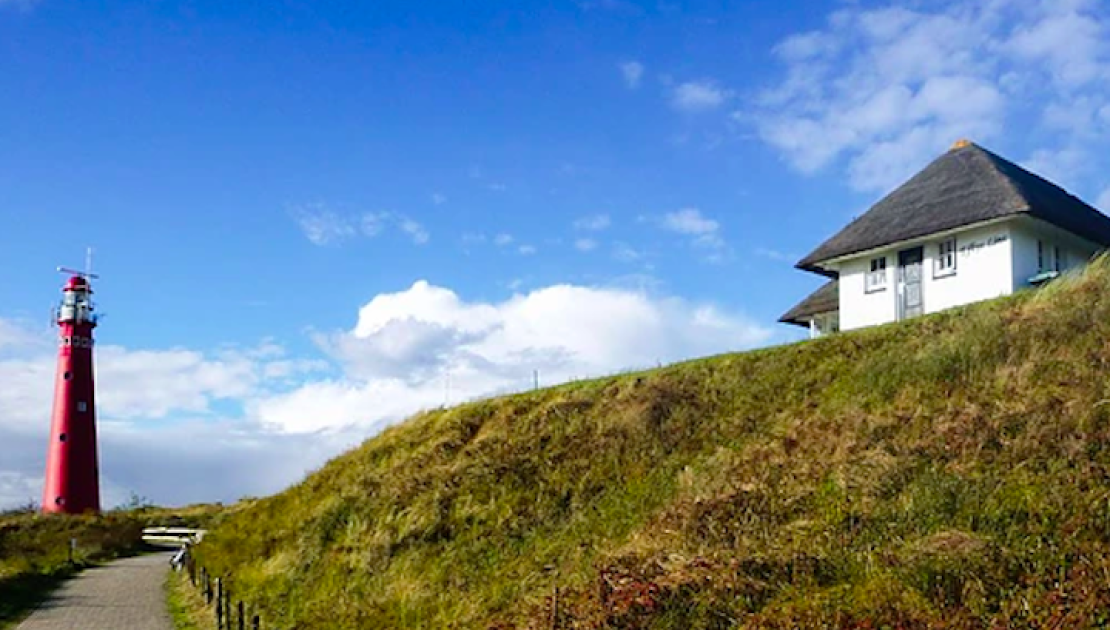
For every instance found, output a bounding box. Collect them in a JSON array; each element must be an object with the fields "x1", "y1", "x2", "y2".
[{"x1": 16, "y1": 552, "x2": 174, "y2": 630}]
